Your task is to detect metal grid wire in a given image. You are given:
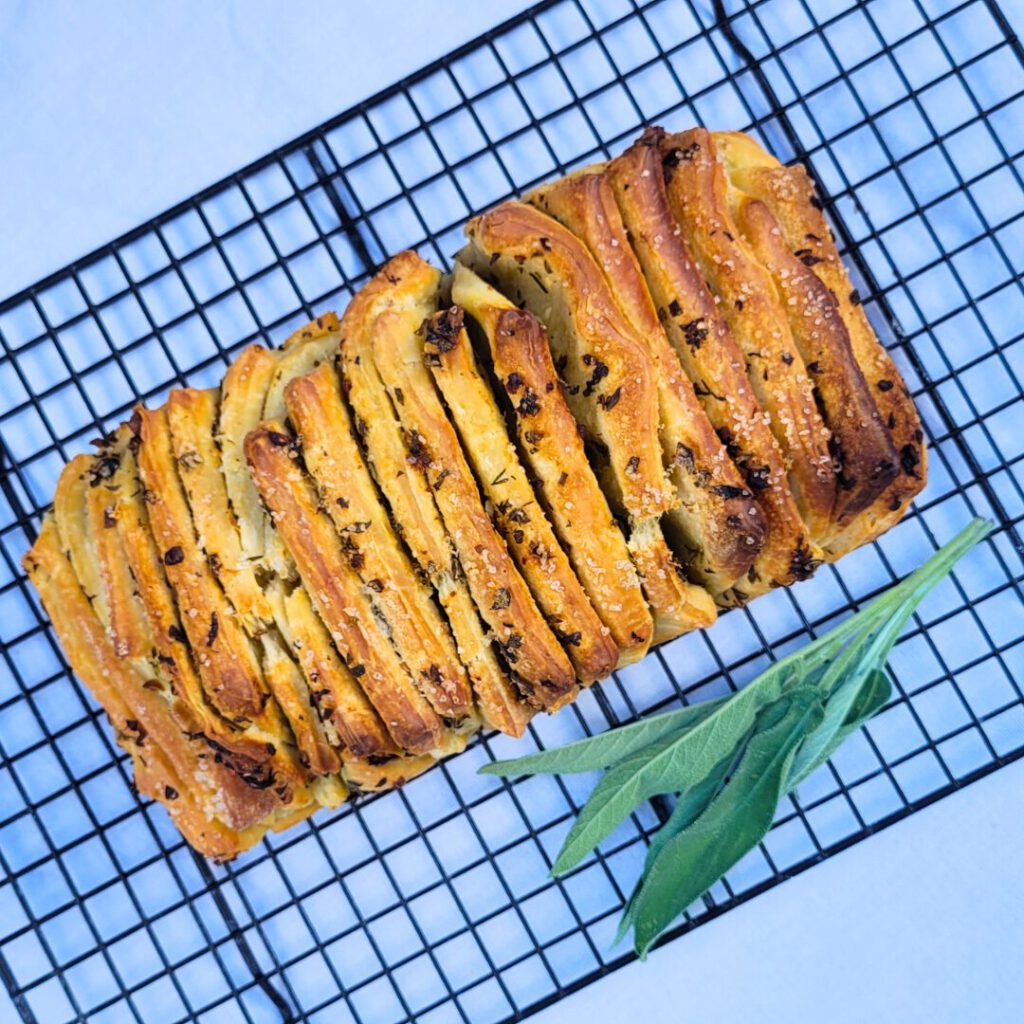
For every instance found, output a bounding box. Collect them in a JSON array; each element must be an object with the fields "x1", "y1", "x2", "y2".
[{"x1": 1, "y1": 0, "x2": 1023, "y2": 1020}]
